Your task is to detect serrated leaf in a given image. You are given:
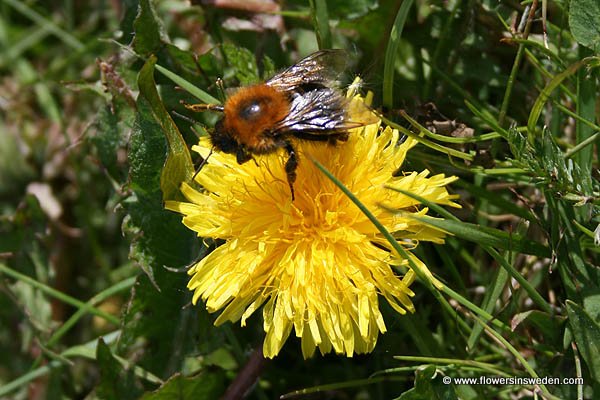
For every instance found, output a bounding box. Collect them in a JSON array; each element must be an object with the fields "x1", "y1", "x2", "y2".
[
  {"x1": 138, "y1": 55, "x2": 194, "y2": 201},
  {"x1": 119, "y1": 0, "x2": 141, "y2": 44},
  {"x1": 91, "y1": 106, "x2": 132, "y2": 182},
  {"x1": 566, "y1": 300, "x2": 600, "y2": 383},
  {"x1": 222, "y1": 43, "x2": 260, "y2": 86},
  {"x1": 141, "y1": 372, "x2": 225, "y2": 400},
  {"x1": 128, "y1": 89, "x2": 197, "y2": 267},
  {"x1": 116, "y1": 270, "x2": 201, "y2": 379},
  {"x1": 117, "y1": 84, "x2": 217, "y2": 379},
  {"x1": 118, "y1": 92, "x2": 205, "y2": 377},
  {"x1": 569, "y1": 0, "x2": 600, "y2": 53},
  {"x1": 128, "y1": 99, "x2": 166, "y2": 193},
  {"x1": 132, "y1": 0, "x2": 165, "y2": 55}
]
